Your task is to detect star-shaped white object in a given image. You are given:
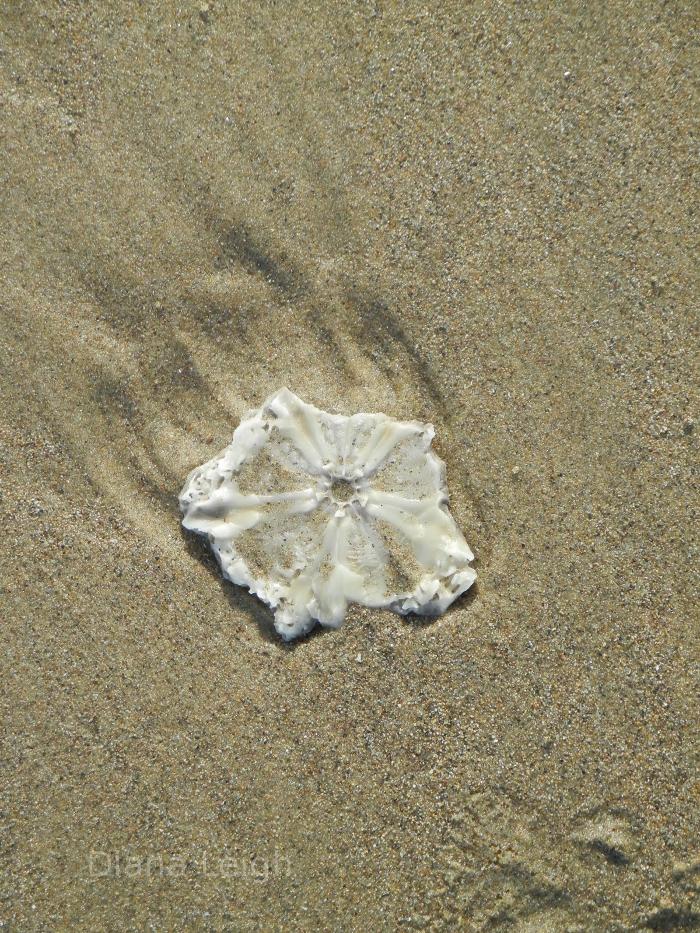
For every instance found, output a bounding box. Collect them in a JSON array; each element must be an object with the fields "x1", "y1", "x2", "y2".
[{"x1": 180, "y1": 388, "x2": 476, "y2": 640}]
